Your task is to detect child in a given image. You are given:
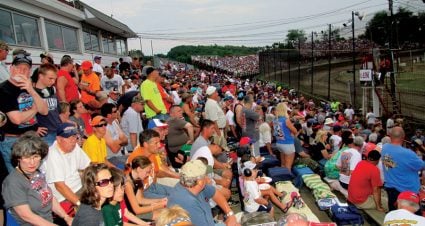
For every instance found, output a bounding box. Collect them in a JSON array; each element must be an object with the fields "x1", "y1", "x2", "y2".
[
  {"x1": 241, "y1": 161, "x2": 289, "y2": 218},
  {"x1": 102, "y1": 167, "x2": 151, "y2": 226}
]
